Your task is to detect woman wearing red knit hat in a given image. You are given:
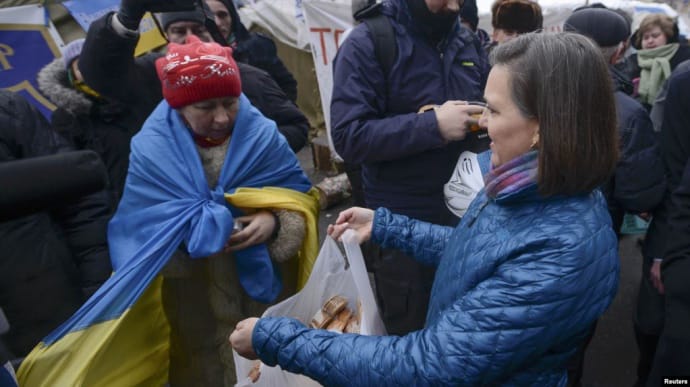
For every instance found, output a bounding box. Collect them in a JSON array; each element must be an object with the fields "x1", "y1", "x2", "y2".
[{"x1": 107, "y1": 35, "x2": 318, "y2": 385}]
